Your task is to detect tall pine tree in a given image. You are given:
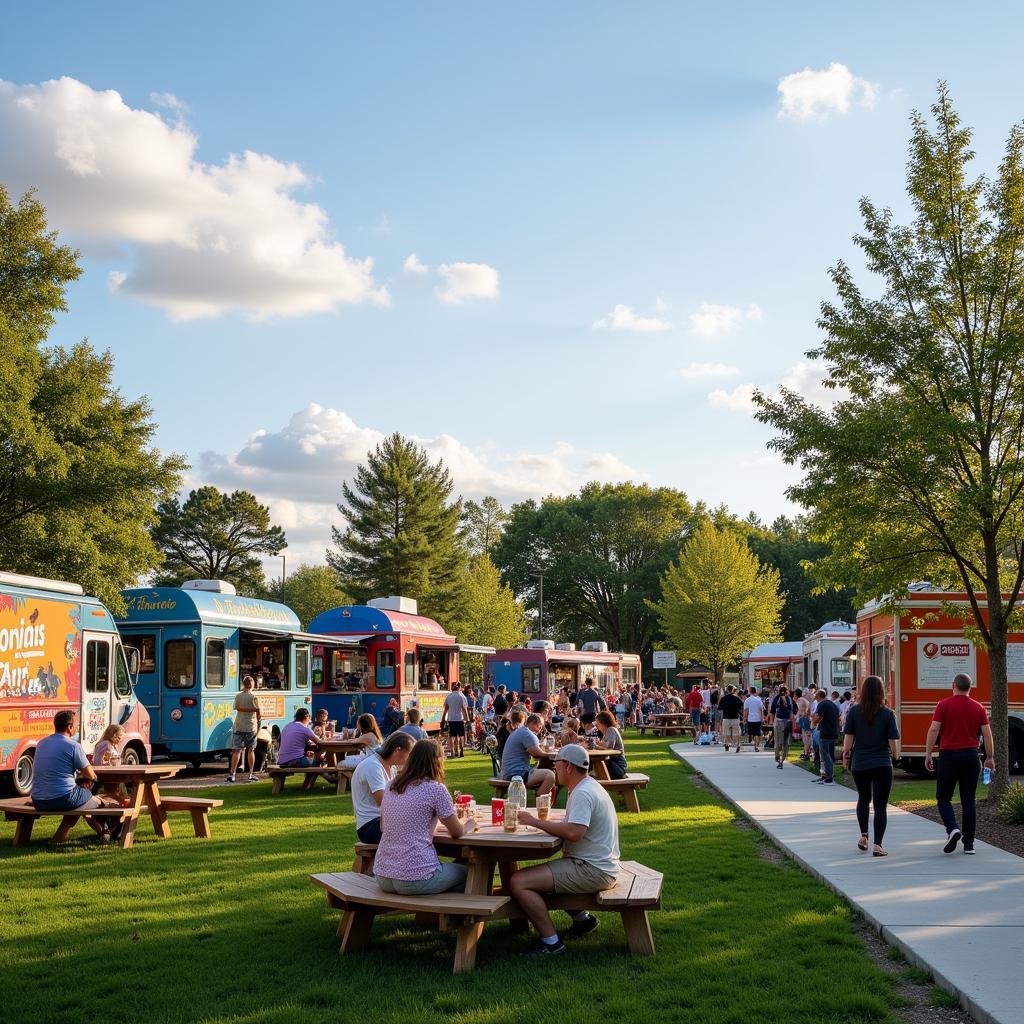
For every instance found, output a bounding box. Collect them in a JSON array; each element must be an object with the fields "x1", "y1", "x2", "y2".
[{"x1": 327, "y1": 434, "x2": 466, "y2": 625}]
